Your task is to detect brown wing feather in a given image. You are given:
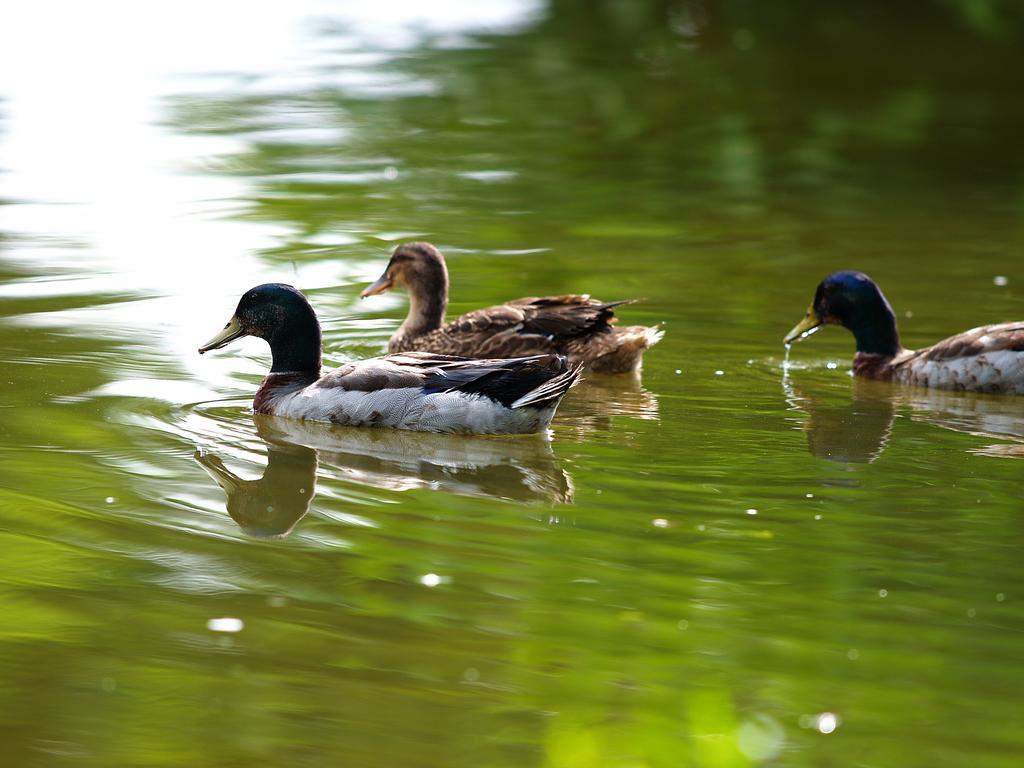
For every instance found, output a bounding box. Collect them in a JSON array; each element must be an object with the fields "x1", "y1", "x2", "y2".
[
  {"x1": 906, "y1": 322, "x2": 1024, "y2": 363},
  {"x1": 448, "y1": 295, "x2": 625, "y2": 338},
  {"x1": 395, "y1": 295, "x2": 661, "y2": 371}
]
